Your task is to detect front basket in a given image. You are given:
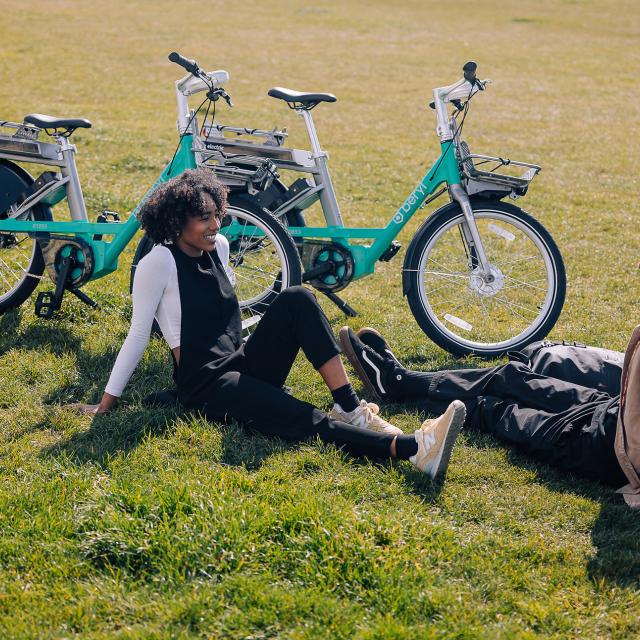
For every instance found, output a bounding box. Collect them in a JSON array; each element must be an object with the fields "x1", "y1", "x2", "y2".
[{"x1": 458, "y1": 140, "x2": 540, "y2": 196}]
